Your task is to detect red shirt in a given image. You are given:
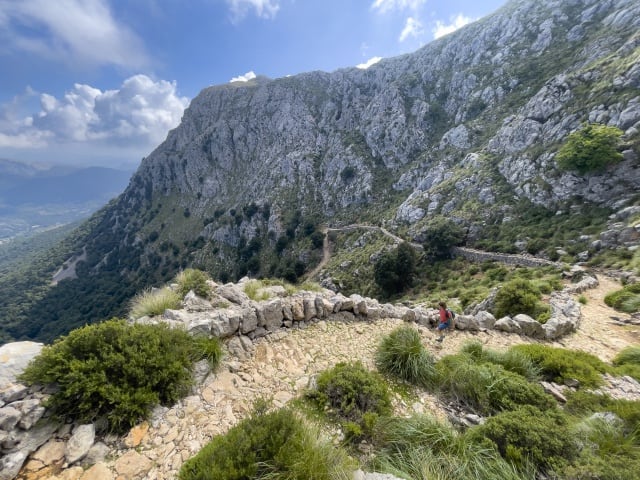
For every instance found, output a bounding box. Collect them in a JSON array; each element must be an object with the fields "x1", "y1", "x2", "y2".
[{"x1": 439, "y1": 307, "x2": 448, "y2": 324}]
